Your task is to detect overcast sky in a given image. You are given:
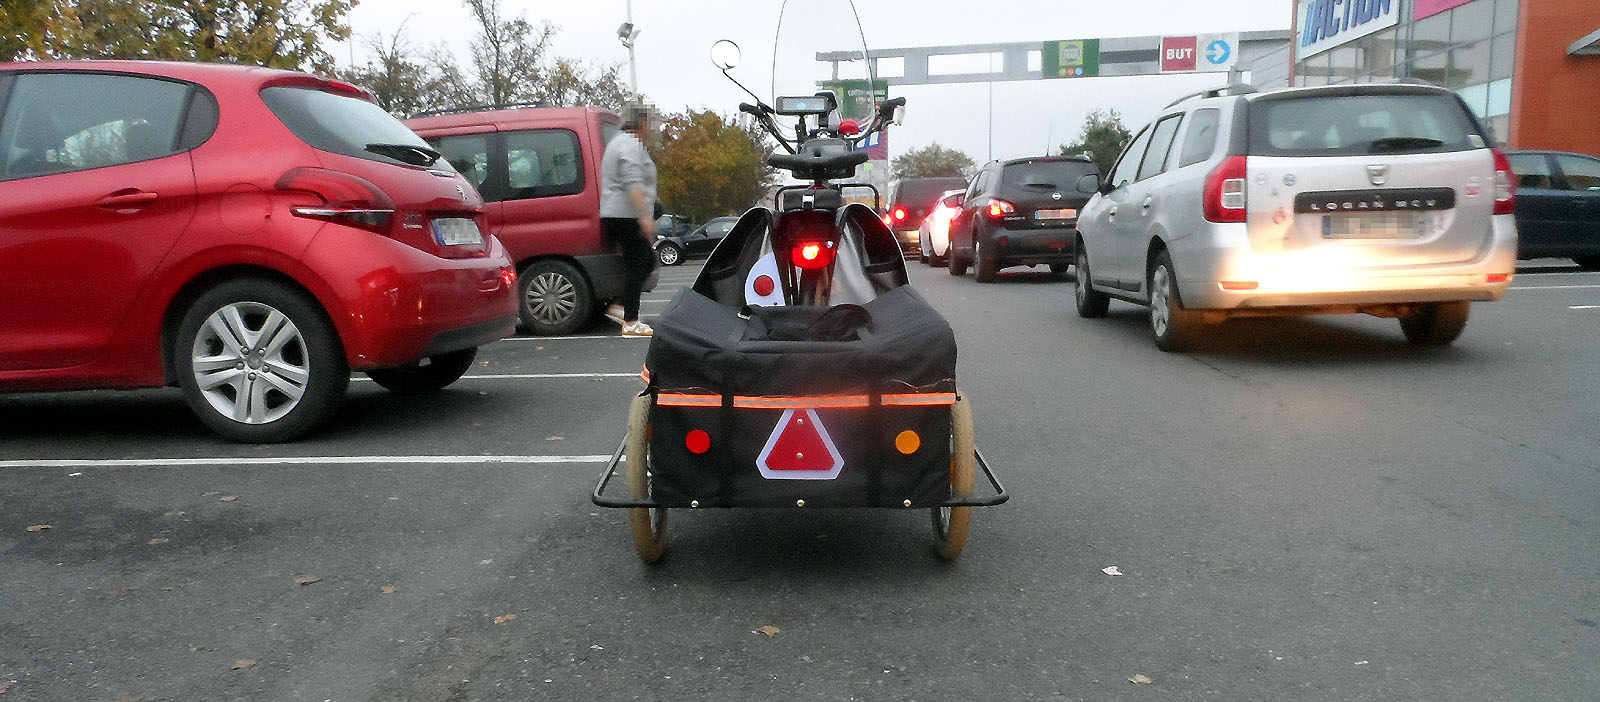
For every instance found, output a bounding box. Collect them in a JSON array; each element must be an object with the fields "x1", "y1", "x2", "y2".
[{"x1": 340, "y1": 0, "x2": 1294, "y2": 165}]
